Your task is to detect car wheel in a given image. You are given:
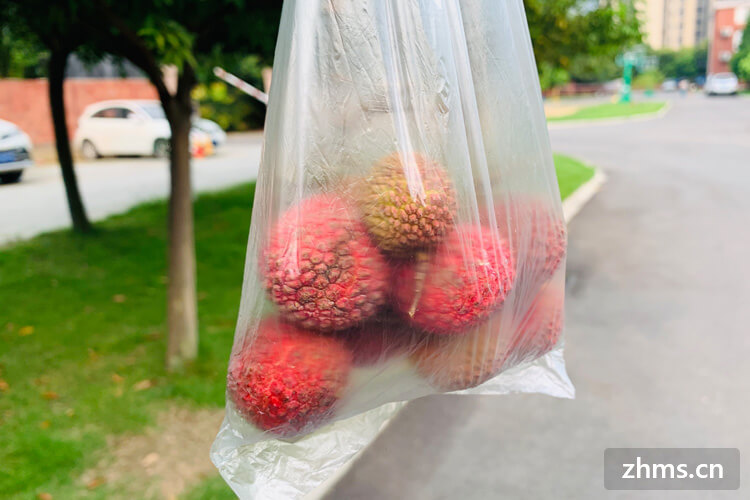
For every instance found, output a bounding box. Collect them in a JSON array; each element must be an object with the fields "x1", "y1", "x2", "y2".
[
  {"x1": 0, "y1": 171, "x2": 23, "y2": 184},
  {"x1": 153, "y1": 139, "x2": 170, "y2": 158},
  {"x1": 81, "y1": 140, "x2": 100, "y2": 160}
]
